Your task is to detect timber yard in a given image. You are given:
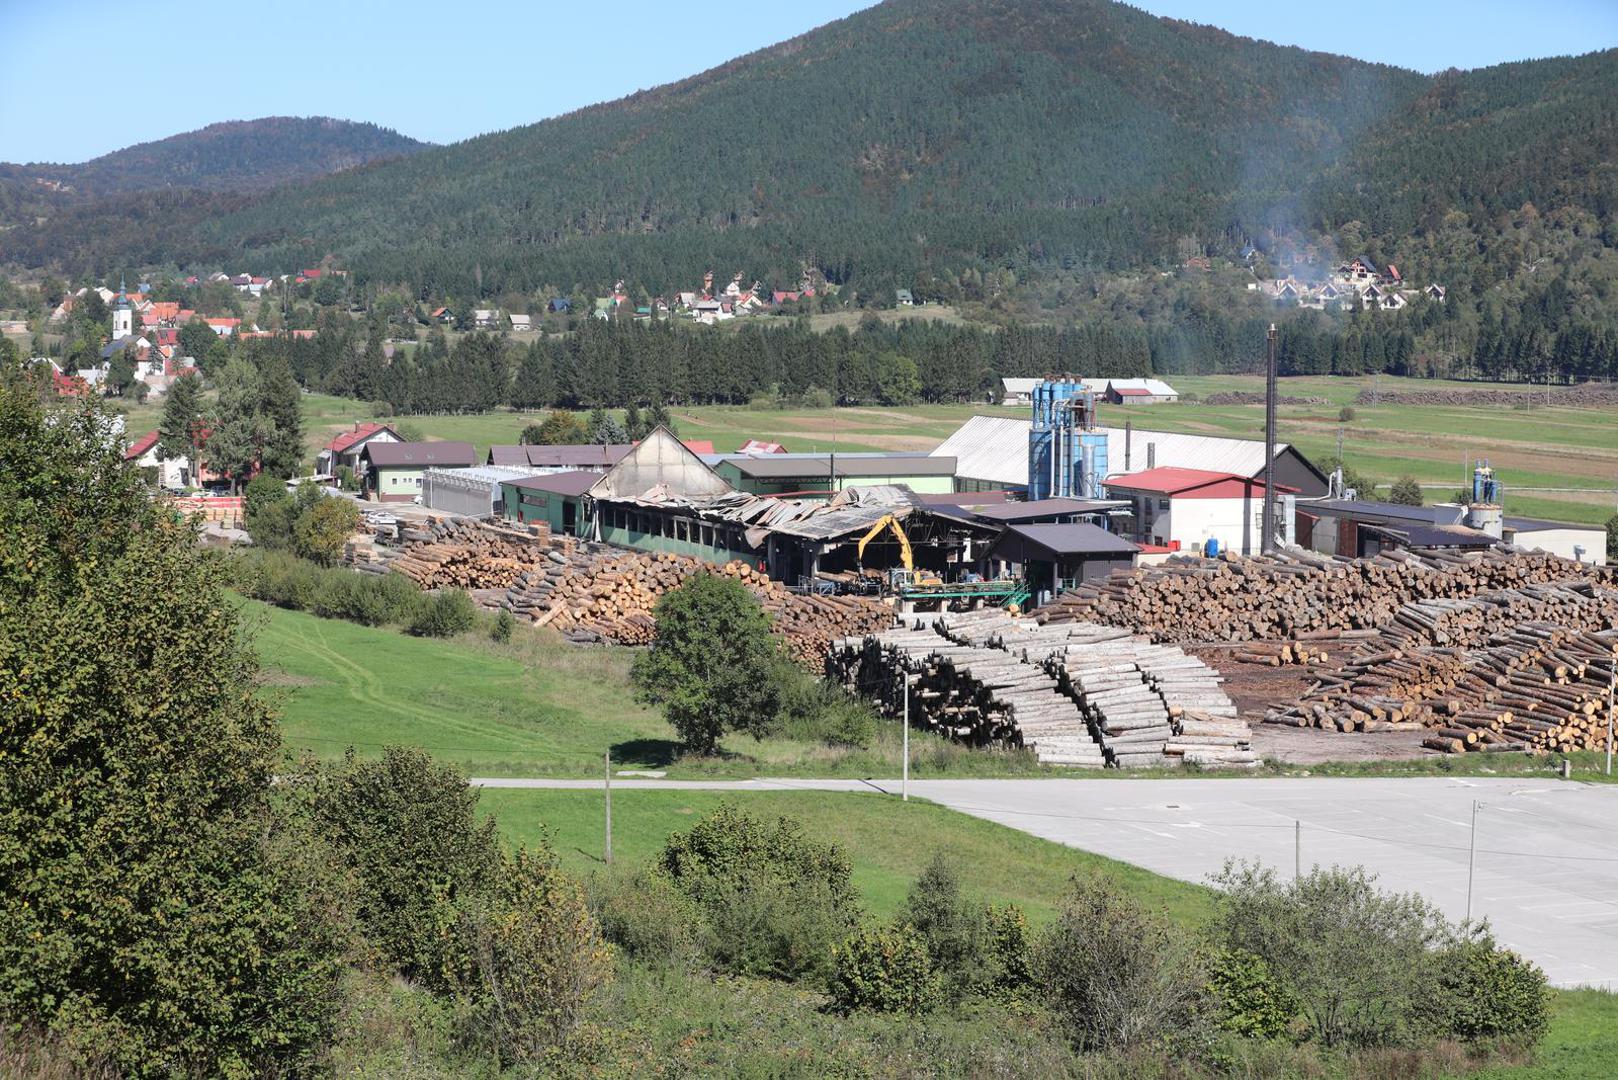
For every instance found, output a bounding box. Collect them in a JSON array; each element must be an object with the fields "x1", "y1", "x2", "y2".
[{"x1": 337, "y1": 374, "x2": 1617, "y2": 773}]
